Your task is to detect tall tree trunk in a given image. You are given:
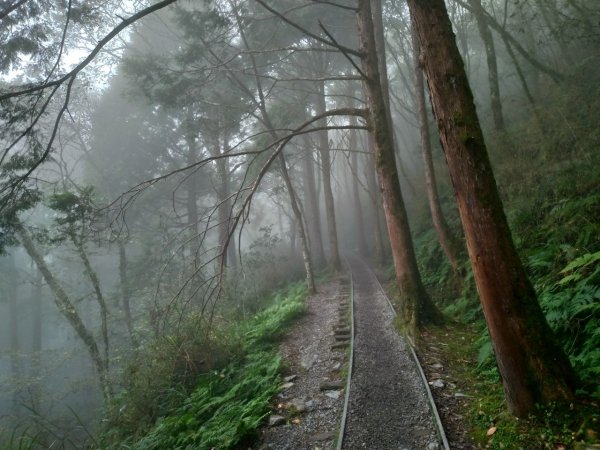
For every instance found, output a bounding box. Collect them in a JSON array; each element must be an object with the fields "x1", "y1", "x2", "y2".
[
  {"x1": 357, "y1": 0, "x2": 443, "y2": 334},
  {"x1": 371, "y1": 0, "x2": 417, "y2": 194},
  {"x1": 16, "y1": 225, "x2": 112, "y2": 402},
  {"x1": 8, "y1": 254, "x2": 21, "y2": 408},
  {"x1": 231, "y1": 5, "x2": 315, "y2": 289},
  {"x1": 349, "y1": 118, "x2": 369, "y2": 256},
  {"x1": 407, "y1": 0, "x2": 578, "y2": 416},
  {"x1": 467, "y1": 0, "x2": 505, "y2": 132},
  {"x1": 364, "y1": 132, "x2": 386, "y2": 264},
  {"x1": 454, "y1": 0, "x2": 563, "y2": 83},
  {"x1": 30, "y1": 265, "x2": 42, "y2": 409},
  {"x1": 279, "y1": 153, "x2": 316, "y2": 294},
  {"x1": 288, "y1": 213, "x2": 297, "y2": 258},
  {"x1": 302, "y1": 135, "x2": 325, "y2": 266},
  {"x1": 185, "y1": 131, "x2": 199, "y2": 243},
  {"x1": 315, "y1": 80, "x2": 341, "y2": 270},
  {"x1": 412, "y1": 25, "x2": 464, "y2": 272},
  {"x1": 118, "y1": 241, "x2": 138, "y2": 347},
  {"x1": 72, "y1": 235, "x2": 110, "y2": 379},
  {"x1": 217, "y1": 134, "x2": 237, "y2": 269}
]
